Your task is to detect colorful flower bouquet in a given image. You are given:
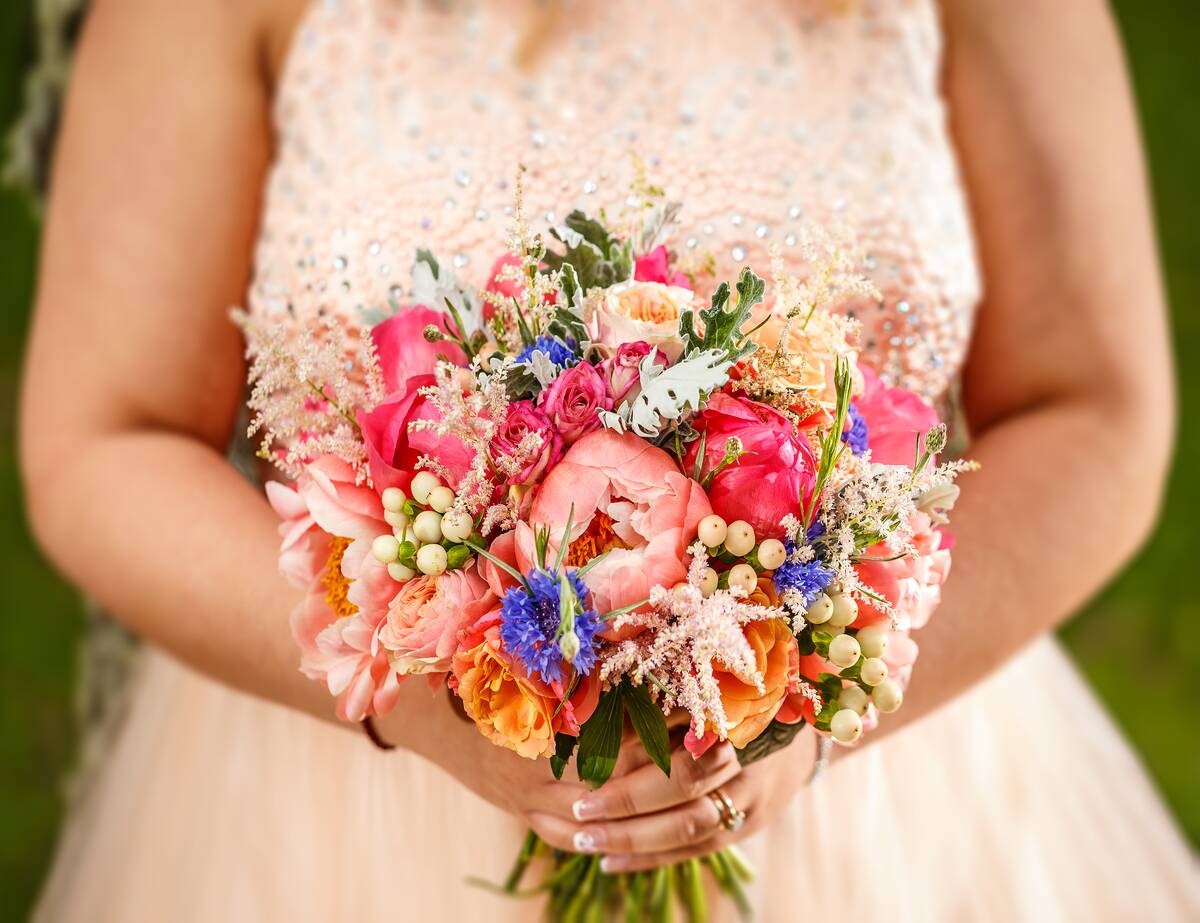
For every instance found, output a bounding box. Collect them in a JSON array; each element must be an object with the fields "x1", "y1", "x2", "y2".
[{"x1": 237, "y1": 180, "x2": 971, "y2": 921}]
